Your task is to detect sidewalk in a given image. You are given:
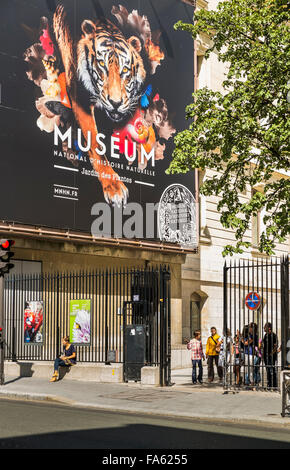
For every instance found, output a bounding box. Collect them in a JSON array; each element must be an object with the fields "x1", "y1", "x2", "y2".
[{"x1": 0, "y1": 368, "x2": 289, "y2": 427}]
